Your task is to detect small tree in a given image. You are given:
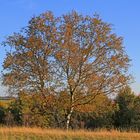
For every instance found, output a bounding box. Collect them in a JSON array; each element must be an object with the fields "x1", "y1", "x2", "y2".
[
  {"x1": 131, "y1": 95, "x2": 140, "y2": 130},
  {"x1": 113, "y1": 86, "x2": 135, "y2": 129}
]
